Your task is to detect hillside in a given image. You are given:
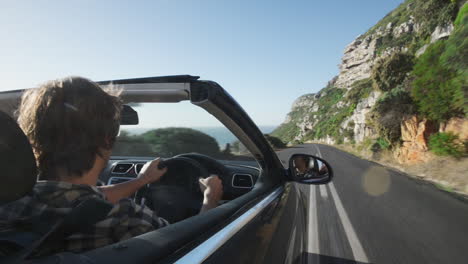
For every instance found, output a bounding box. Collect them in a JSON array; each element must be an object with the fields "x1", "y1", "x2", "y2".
[{"x1": 273, "y1": 0, "x2": 467, "y2": 190}]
